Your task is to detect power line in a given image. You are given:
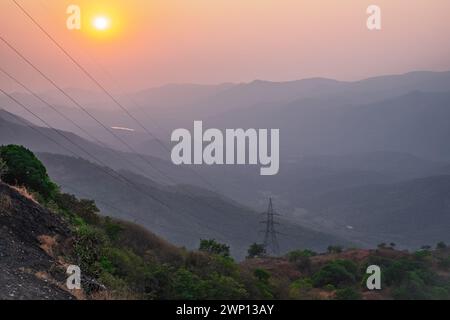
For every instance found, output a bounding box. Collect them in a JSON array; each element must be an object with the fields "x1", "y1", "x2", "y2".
[
  {"x1": 6, "y1": 1, "x2": 231, "y2": 218},
  {"x1": 0, "y1": 35, "x2": 171, "y2": 184},
  {"x1": 0, "y1": 84, "x2": 217, "y2": 230},
  {"x1": 0, "y1": 66, "x2": 165, "y2": 184},
  {"x1": 0, "y1": 37, "x2": 228, "y2": 220},
  {"x1": 0, "y1": 87, "x2": 170, "y2": 209},
  {"x1": 12, "y1": 0, "x2": 218, "y2": 193}
]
